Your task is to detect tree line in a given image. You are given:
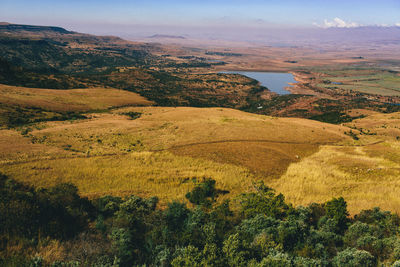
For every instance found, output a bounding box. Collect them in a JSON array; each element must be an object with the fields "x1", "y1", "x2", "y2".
[{"x1": 1, "y1": 174, "x2": 400, "y2": 266}]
